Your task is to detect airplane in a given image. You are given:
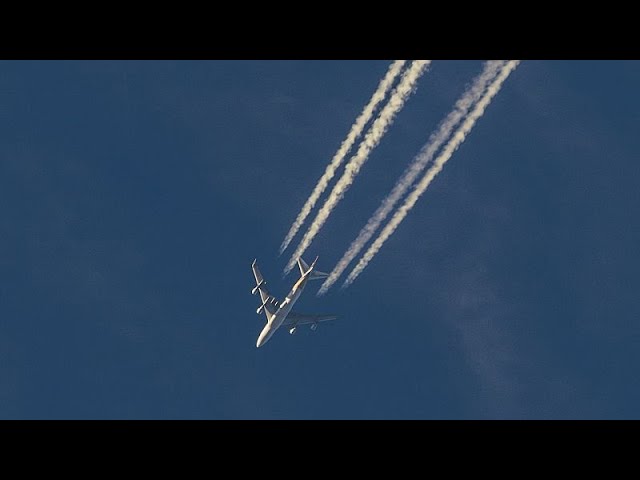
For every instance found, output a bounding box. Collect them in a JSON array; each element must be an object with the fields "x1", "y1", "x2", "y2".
[{"x1": 251, "y1": 256, "x2": 338, "y2": 348}]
